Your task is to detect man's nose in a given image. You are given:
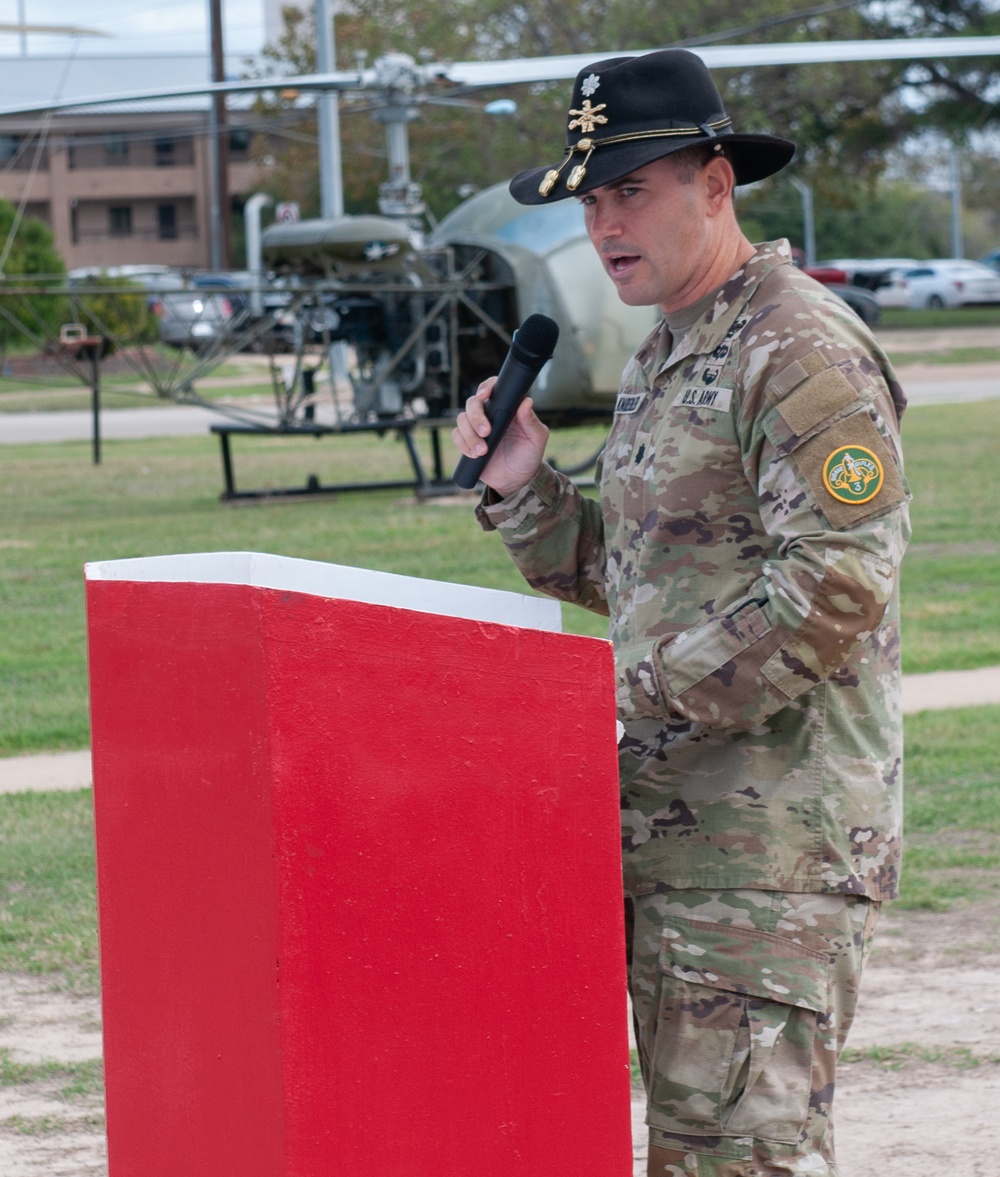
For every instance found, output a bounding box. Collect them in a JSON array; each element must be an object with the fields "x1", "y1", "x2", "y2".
[{"x1": 587, "y1": 202, "x2": 621, "y2": 241}]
